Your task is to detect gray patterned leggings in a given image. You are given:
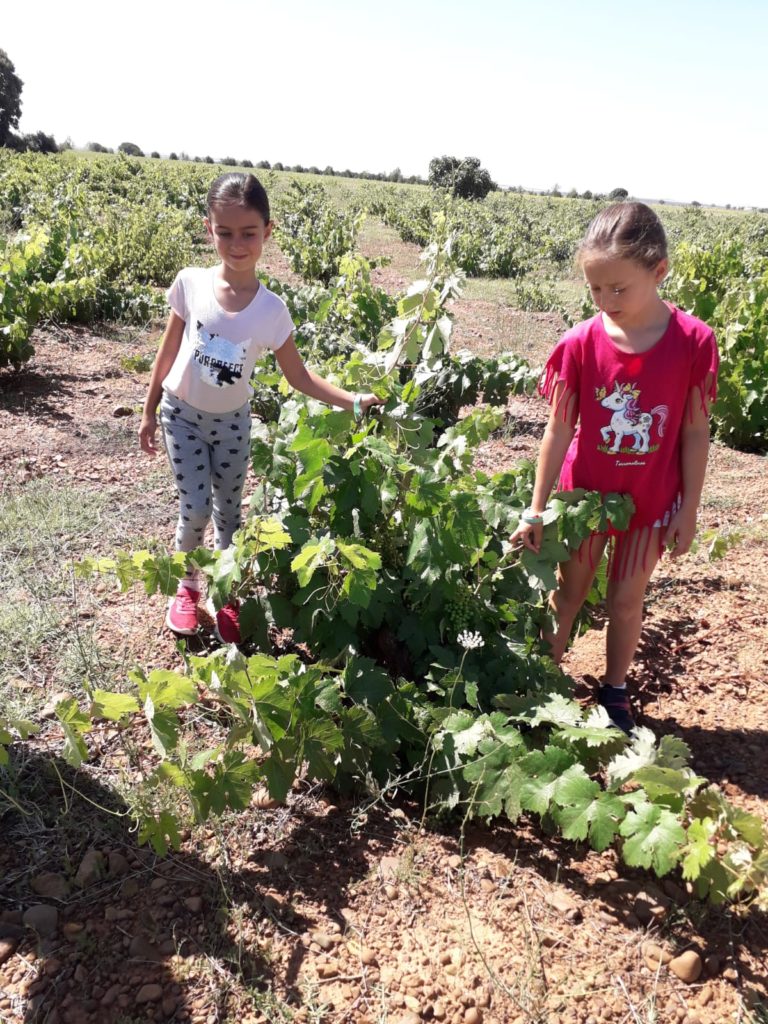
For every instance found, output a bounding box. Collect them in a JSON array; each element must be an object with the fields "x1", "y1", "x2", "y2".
[{"x1": 160, "y1": 391, "x2": 251, "y2": 552}]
